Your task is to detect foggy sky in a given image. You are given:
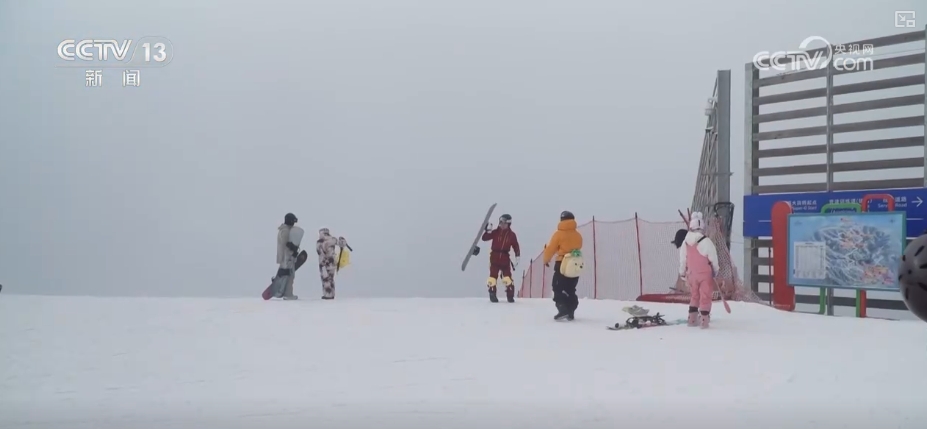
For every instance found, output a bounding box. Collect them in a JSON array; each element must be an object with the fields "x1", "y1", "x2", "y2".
[{"x1": 0, "y1": 0, "x2": 922, "y2": 298}]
